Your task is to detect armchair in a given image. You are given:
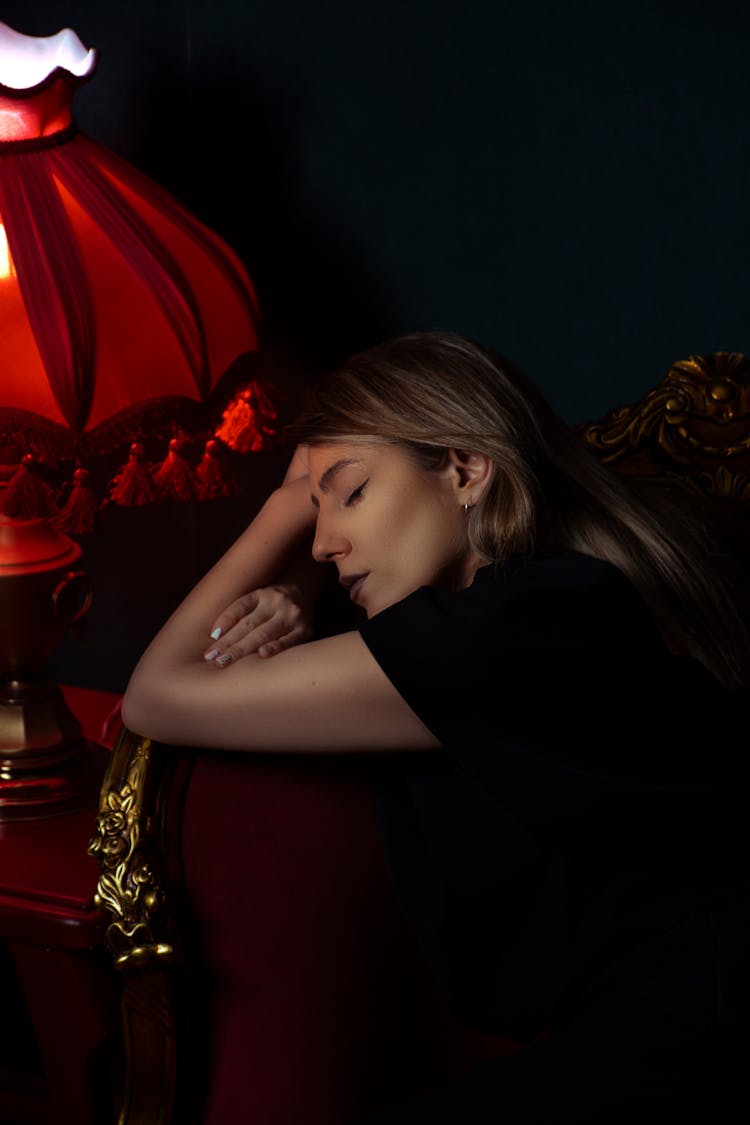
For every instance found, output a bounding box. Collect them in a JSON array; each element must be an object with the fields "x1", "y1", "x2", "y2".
[{"x1": 89, "y1": 351, "x2": 750, "y2": 1125}]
